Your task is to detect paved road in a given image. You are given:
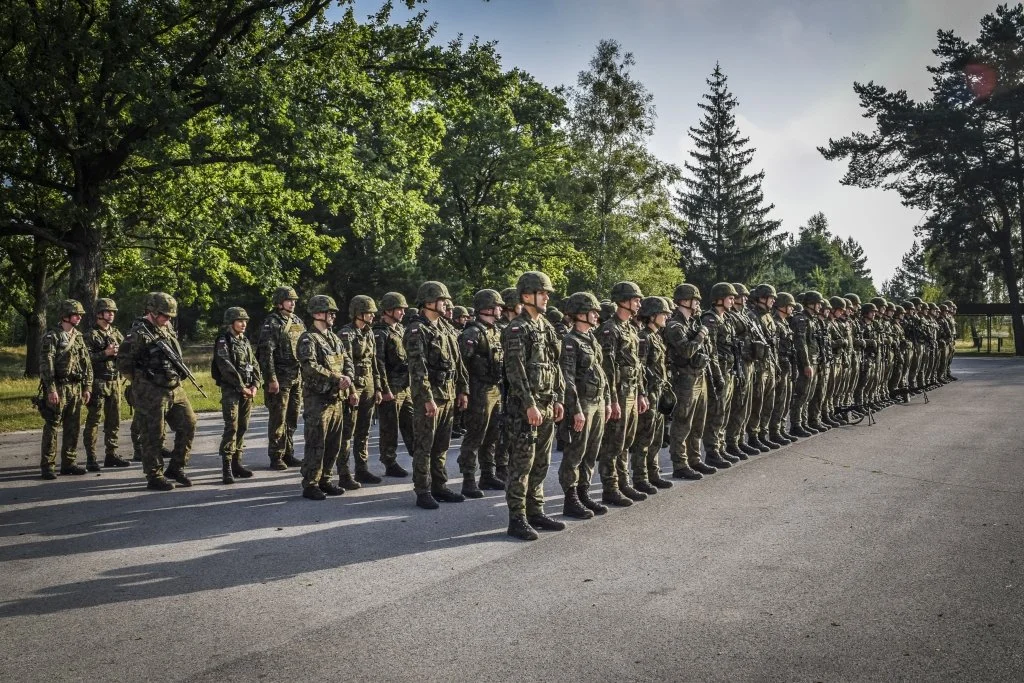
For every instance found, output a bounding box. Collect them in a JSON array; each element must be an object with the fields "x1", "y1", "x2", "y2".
[{"x1": 1, "y1": 357, "x2": 1022, "y2": 682}]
